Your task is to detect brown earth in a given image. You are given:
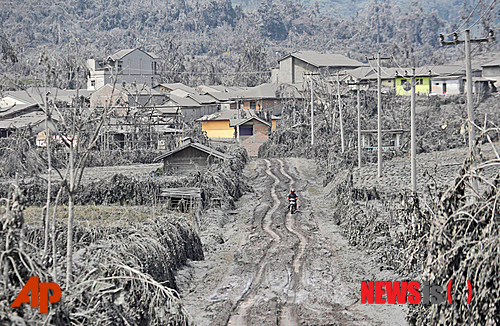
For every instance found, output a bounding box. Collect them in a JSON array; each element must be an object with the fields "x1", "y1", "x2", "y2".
[{"x1": 176, "y1": 158, "x2": 407, "y2": 326}]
